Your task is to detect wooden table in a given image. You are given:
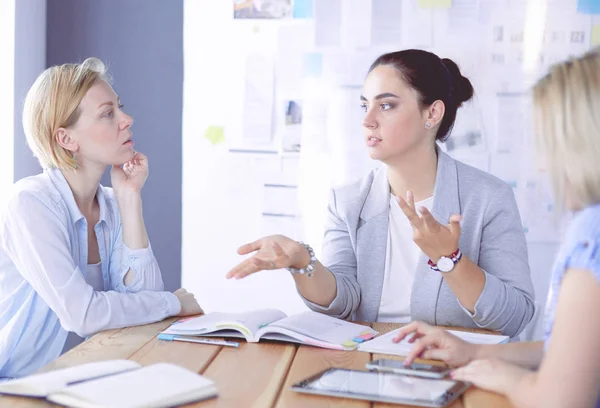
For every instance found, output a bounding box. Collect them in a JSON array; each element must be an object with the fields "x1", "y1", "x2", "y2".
[{"x1": 0, "y1": 319, "x2": 512, "y2": 407}]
